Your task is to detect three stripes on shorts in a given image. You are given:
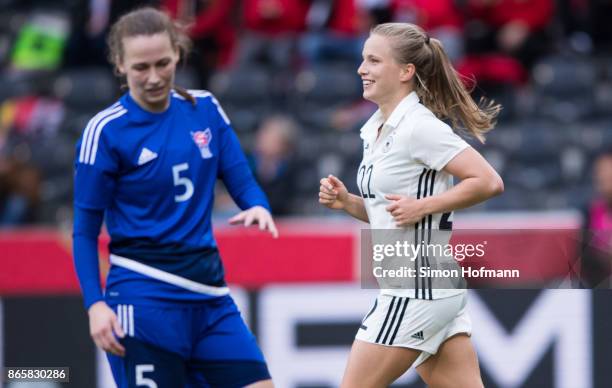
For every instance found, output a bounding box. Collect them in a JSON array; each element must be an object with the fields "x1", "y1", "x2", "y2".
[
  {"x1": 375, "y1": 297, "x2": 410, "y2": 345},
  {"x1": 116, "y1": 304, "x2": 135, "y2": 337}
]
